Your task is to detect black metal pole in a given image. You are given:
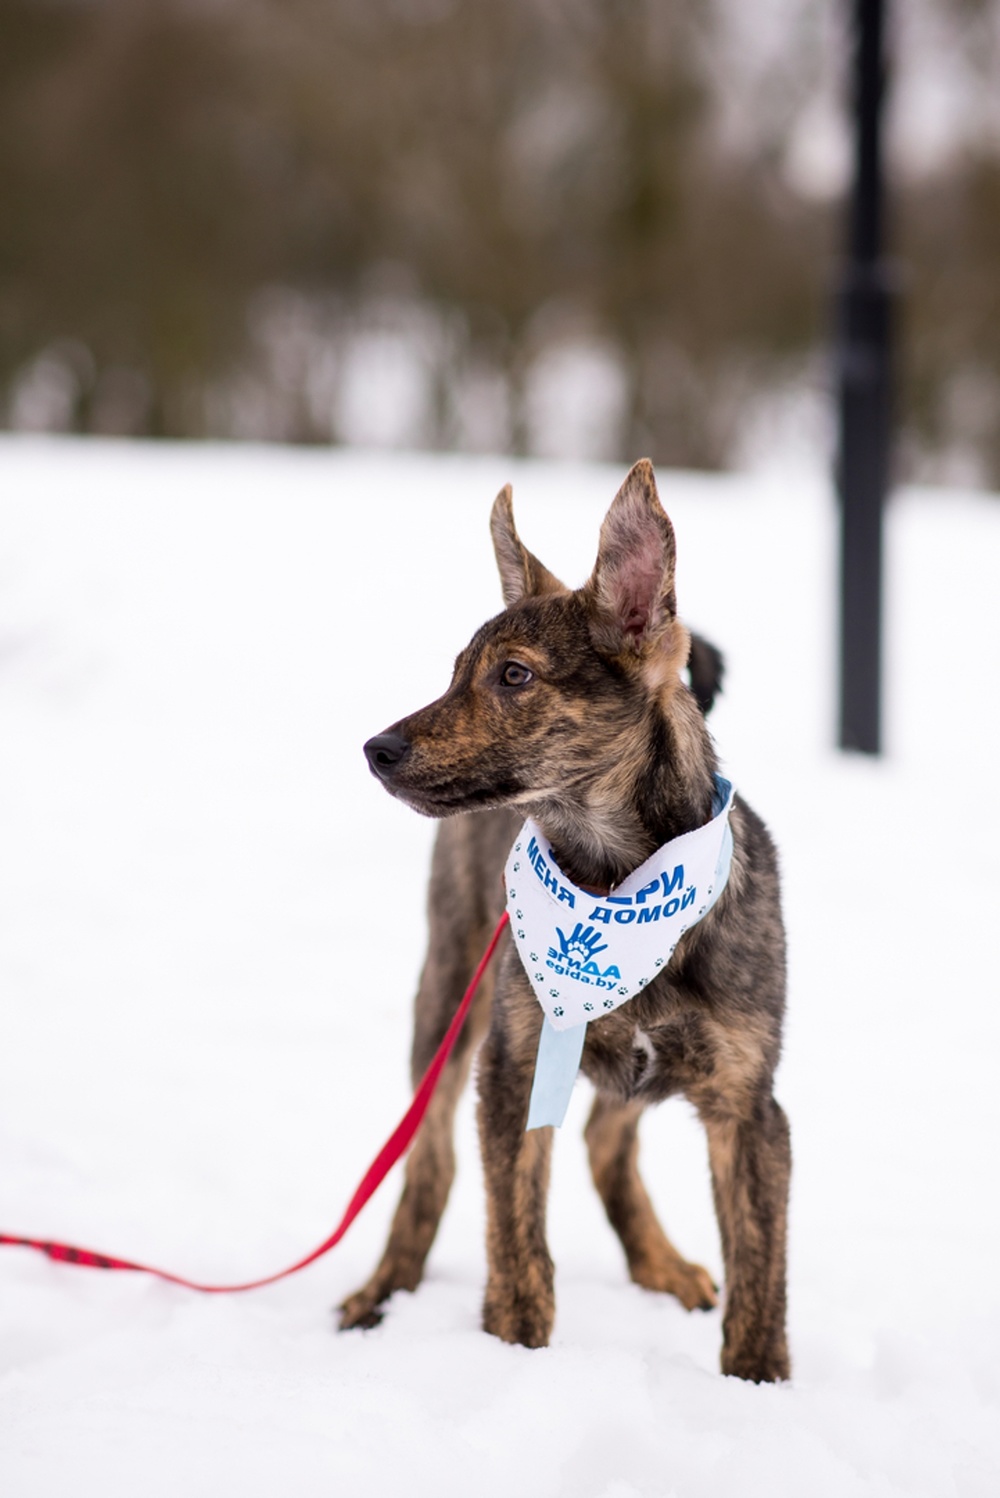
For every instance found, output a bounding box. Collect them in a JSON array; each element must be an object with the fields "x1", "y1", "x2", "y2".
[{"x1": 836, "y1": 0, "x2": 893, "y2": 754}]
